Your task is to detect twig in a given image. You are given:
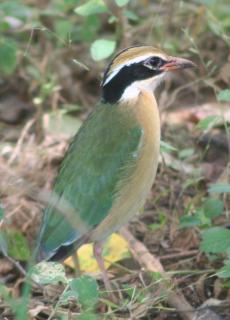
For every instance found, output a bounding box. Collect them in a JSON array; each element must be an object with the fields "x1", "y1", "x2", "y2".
[
  {"x1": 120, "y1": 227, "x2": 196, "y2": 320},
  {"x1": 159, "y1": 250, "x2": 199, "y2": 261},
  {"x1": 8, "y1": 119, "x2": 35, "y2": 165},
  {"x1": 3, "y1": 254, "x2": 27, "y2": 277}
]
